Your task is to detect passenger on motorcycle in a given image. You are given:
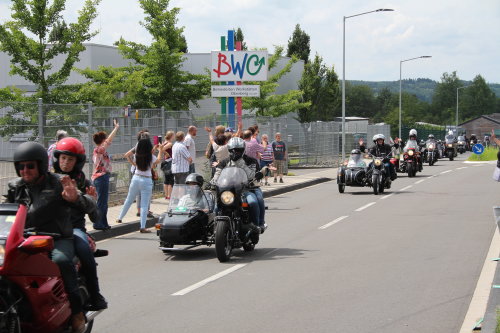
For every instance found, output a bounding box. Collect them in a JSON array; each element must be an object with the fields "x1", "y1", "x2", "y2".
[
  {"x1": 360, "y1": 134, "x2": 398, "y2": 180},
  {"x1": 53, "y1": 137, "x2": 108, "y2": 311},
  {"x1": 211, "y1": 137, "x2": 266, "y2": 233},
  {"x1": 5, "y1": 142, "x2": 90, "y2": 332},
  {"x1": 177, "y1": 173, "x2": 210, "y2": 211},
  {"x1": 347, "y1": 149, "x2": 367, "y2": 168}
]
